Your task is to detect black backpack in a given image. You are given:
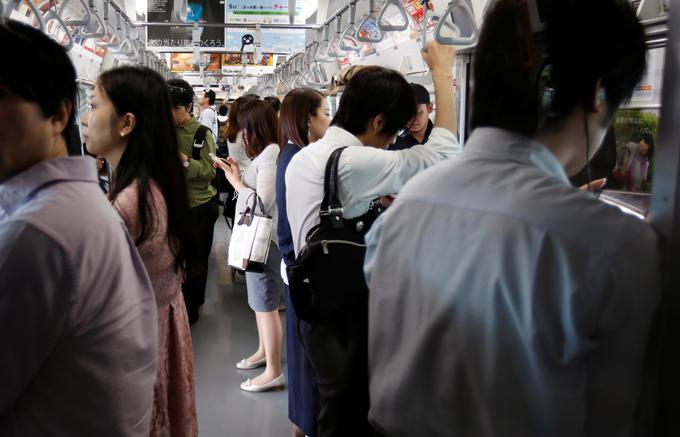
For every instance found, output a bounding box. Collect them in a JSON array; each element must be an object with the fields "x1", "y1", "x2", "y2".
[{"x1": 287, "y1": 147, "x2": 383, "y2": 327}]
